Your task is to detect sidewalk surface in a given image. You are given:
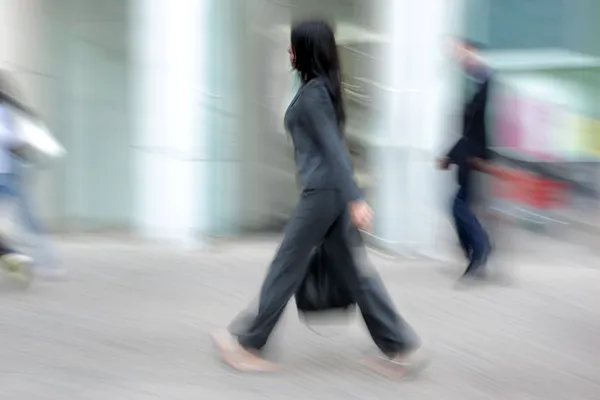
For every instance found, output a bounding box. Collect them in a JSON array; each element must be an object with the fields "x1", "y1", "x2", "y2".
[{"x1": 0, "y1": 235, "x2": 599, "y2": 399}]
